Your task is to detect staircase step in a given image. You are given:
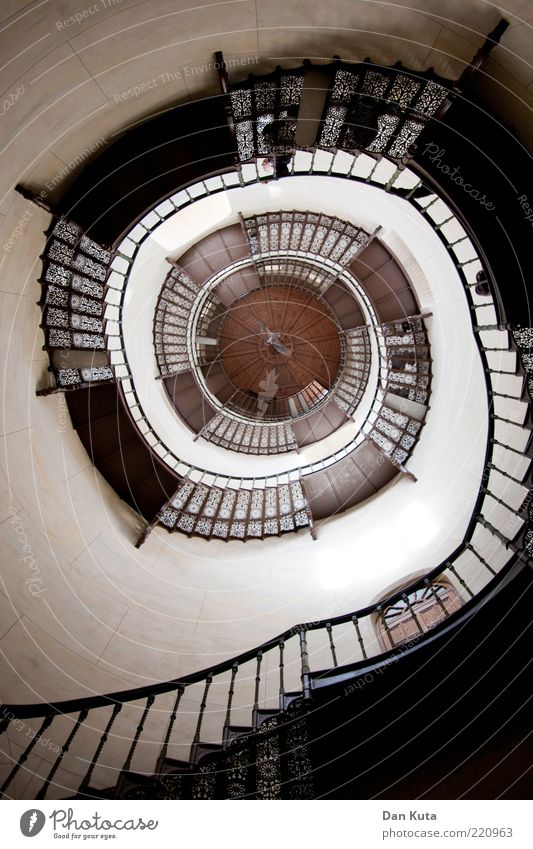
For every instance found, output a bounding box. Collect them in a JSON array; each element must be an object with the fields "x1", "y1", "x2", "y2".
[
  {"x1": 189, "y1": 741, "x2": 224, "y2": 765},
  {"x1": 222, "y1": 725, "x2": 253, "y2": 747},
  {"x1": 295, "y1": 65, "x2": 331, "y2": 148},
  {"x1": 281, "y1": 691, "x2": 304, "y2": 711},
  {"x1": 114, "y1": 769, "x2": 157, "y2": 799},
  {"x1": 155, "y1": 756, "x2": 193, "y2": 777},
  {"x1": 253, "y1": 708, "x2": 280, "y2": 731}
]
